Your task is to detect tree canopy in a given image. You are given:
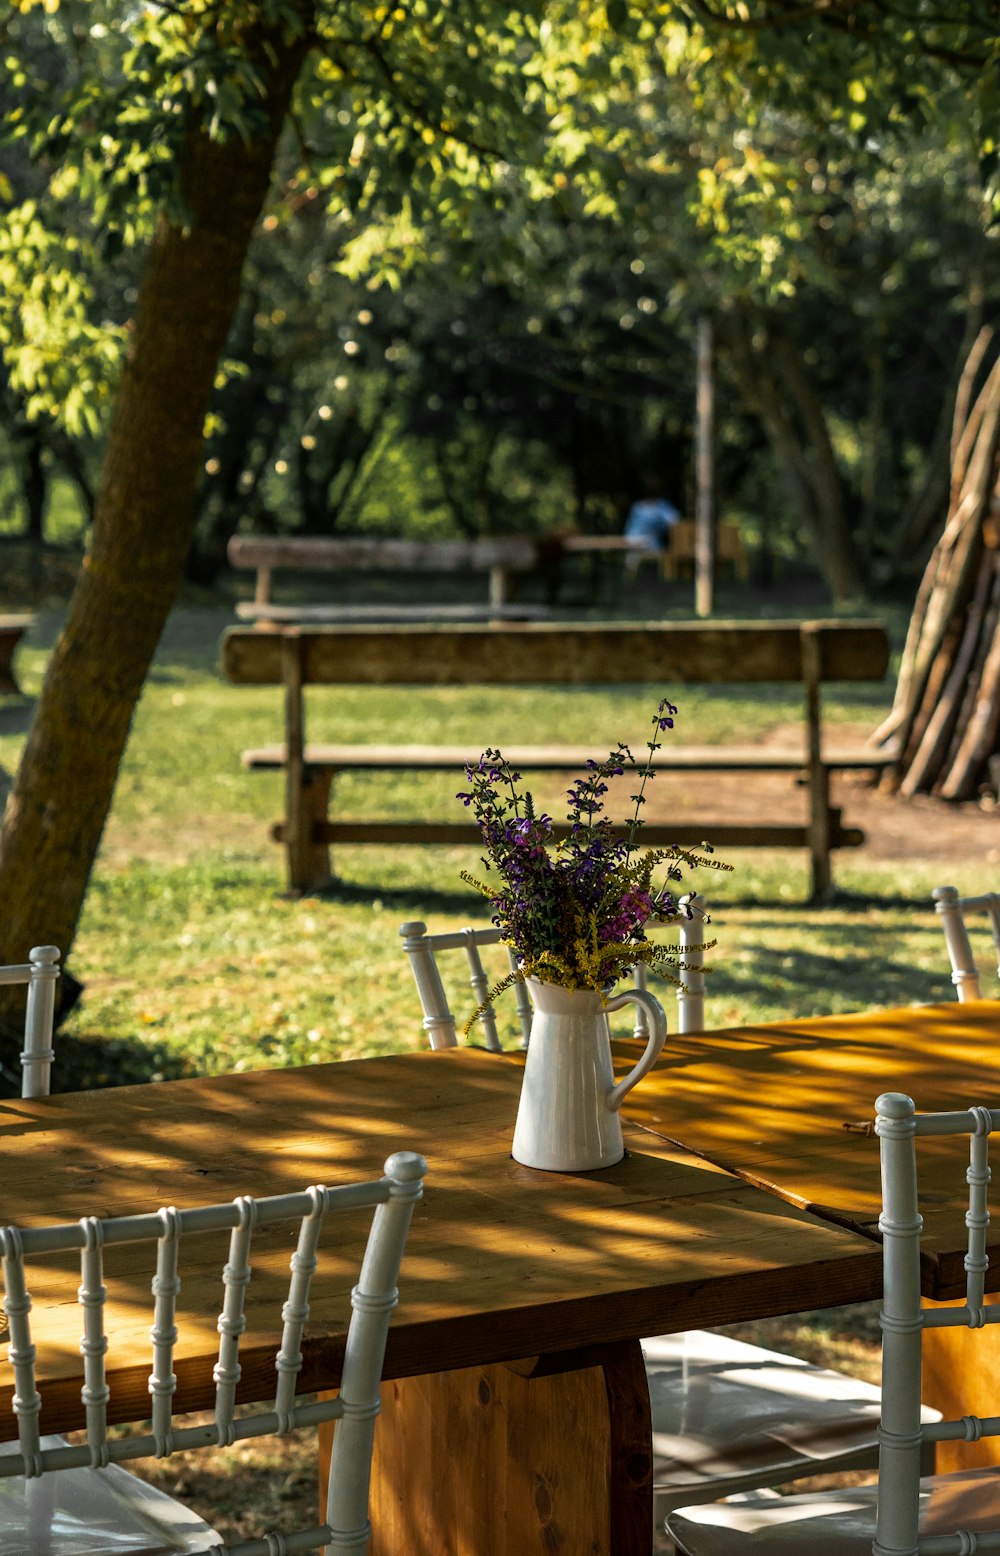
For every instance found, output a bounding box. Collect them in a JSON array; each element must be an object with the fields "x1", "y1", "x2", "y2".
[{"x1": 0, "y1": 0, "x2": 998, "y2": 1022}]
